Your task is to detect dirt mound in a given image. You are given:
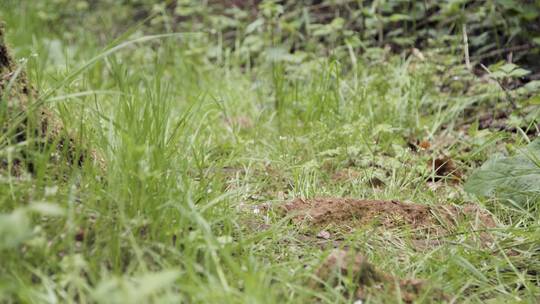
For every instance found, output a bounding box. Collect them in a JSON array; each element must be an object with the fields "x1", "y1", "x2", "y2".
[
  {"x1": 282, "y1": 198, "x2": 496, "y2": 233},
  {"x1": 313, "y1": 249, "x2": 447, "y2": 303}
]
